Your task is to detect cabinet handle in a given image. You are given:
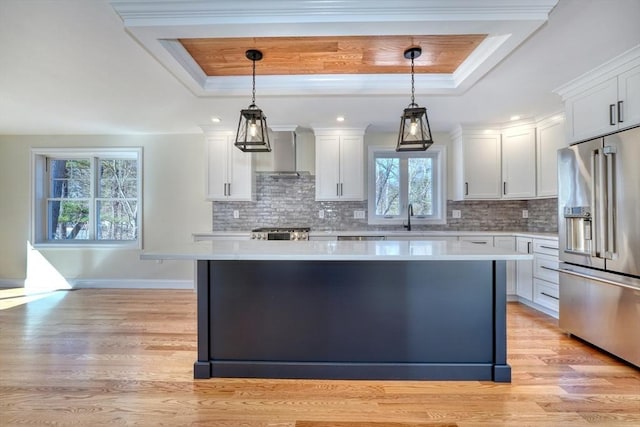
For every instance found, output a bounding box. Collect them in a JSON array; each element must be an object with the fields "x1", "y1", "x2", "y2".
[
  {"x1": 527, "y1": 242, "x2": 532, "y2": 254},
  {"x1": 223, "y1": 183, "x2": 228, "y2": 196},
  {"x1": 609, "y1": 104, "x2": 616, "y2": 125},
  {"x1": 470, "y1": 241, "x2": 488, "y2": 245},
  {"x1": 540, "y1": 292, "x2": 559, "y2": 301},
  {"x1": 503, "y1": 182, "x2": 507, "y2": 195},
  {"x1": 228, "y1": 182, "x2": 231, "y2": 196},
  {"x1": 465, "y1": 182, "x2": 469, "y2": 196},
  {"x1": 340, "y1": 183, "x2": 343, "y2": 196},
  {"x1": 618, "y1": 100, "x2": 624, "y2": 123},
  {"x1": 336, "y1": 183, "x2": 340, "y2": 196},
  {"x1": 540, "y1": 245, "x2": 558, "y2": 251}
]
